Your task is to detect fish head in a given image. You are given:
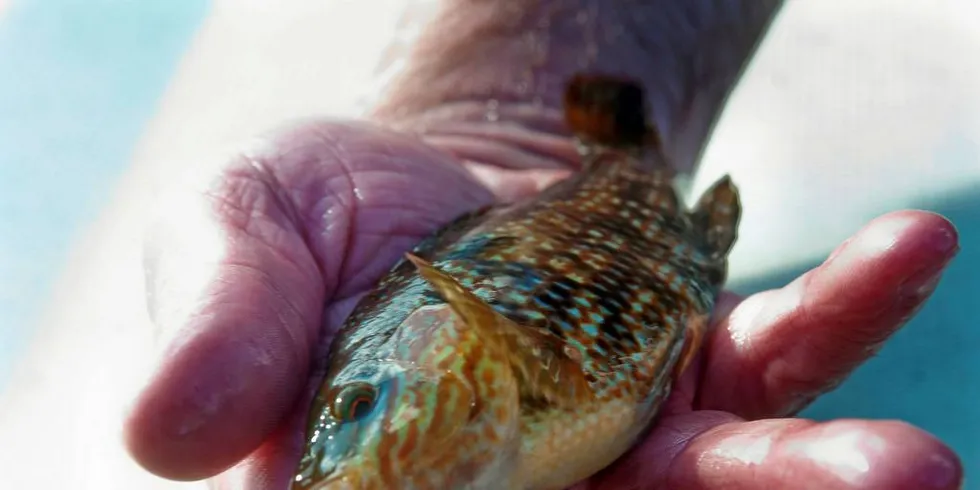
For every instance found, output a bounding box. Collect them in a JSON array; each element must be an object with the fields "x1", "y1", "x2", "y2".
[
  {"x1": 291, "y1": 352, "x2": 508, "y2": 490},
  {"x1": 292, "y1": 253, "x2": 595, "y2": 489},
  {"x1": 292, "y1": 262, "x2": 526, "y2": 489}
]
